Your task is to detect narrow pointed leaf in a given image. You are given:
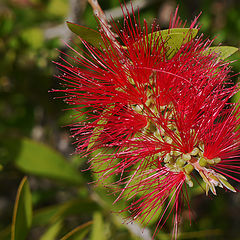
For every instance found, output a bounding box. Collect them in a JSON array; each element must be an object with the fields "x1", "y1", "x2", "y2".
[
  {"x1": 40, "y1": 220, "x2": 62, "y2": 240},
  {"x1": 90, "y1": 212, "x2": 106, "y2": 240},
  {"x1": 158, "y1": 28, "x2": 198, "y2": 40},
  {"x1": 14, "y1": 138, "x2": 82, "y2": 184},
  {"x1": 67, "y1": 21, "x2": 106, "y2": 49},
  {"x1": 204, "y1": 46, "x2": 239, "y2": 60},
  {"x1": 11, "y1": 177, "x2": 32, "y2": 240},
  {"x1": 150, "y1": 28, "x2": 198, "y2": 59}
]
